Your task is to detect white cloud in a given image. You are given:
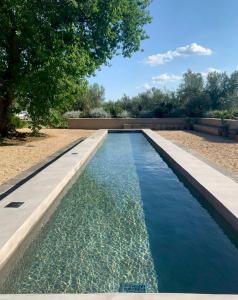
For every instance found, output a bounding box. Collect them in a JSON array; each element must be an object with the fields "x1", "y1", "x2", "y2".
[
  {"x1": 201, "y1": 67, "x2": 222, "y2": 77},
  {"x1": 143, "y1": 83, "x2": 152, "y2": 90},
  {"x1": 152, "y1": 74, "x2": 182, "y2": 83},
  {"x1": 144, "y1": 43, "x2": 213, "y2": 66},
  {"x1": 139, "y1": 67, "x2": 222, "y2": 91},
  {"x1": 136, "y1": 83, "x2": 153, "y2": 91}
]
